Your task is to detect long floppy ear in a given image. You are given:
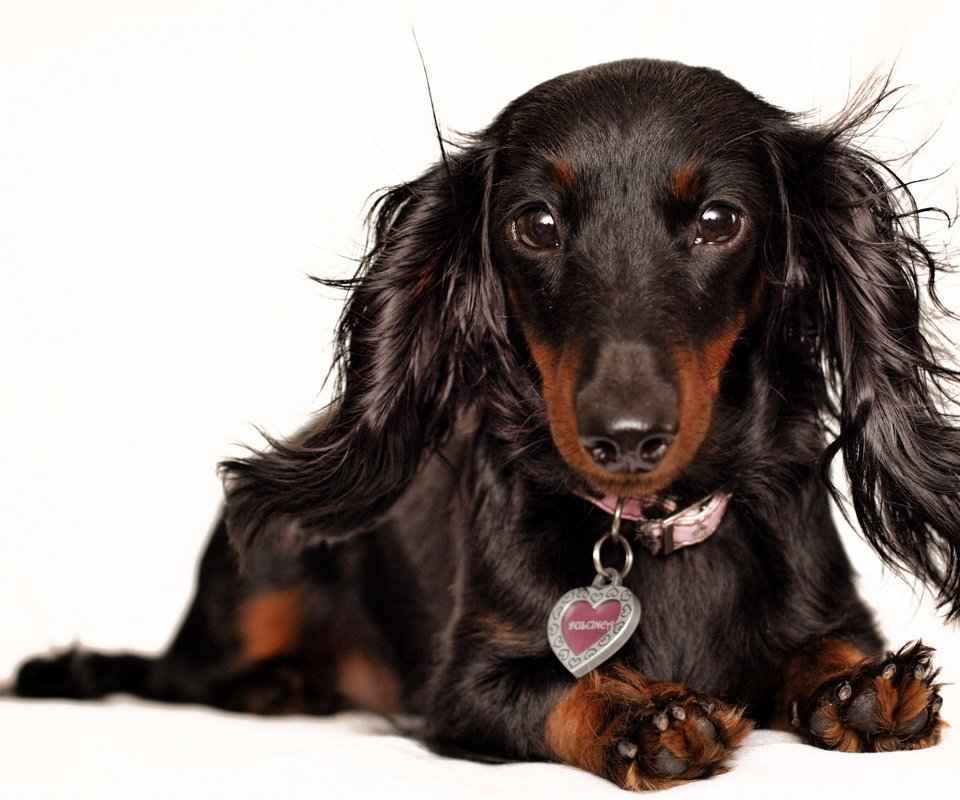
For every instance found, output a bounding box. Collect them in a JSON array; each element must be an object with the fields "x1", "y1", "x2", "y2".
[
  {"x1": 768, "y1": 85, "x2": 960, "y2": 618},
  {"x1": 220, "y1": 139, "x2": 512, "y2": 556}
]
